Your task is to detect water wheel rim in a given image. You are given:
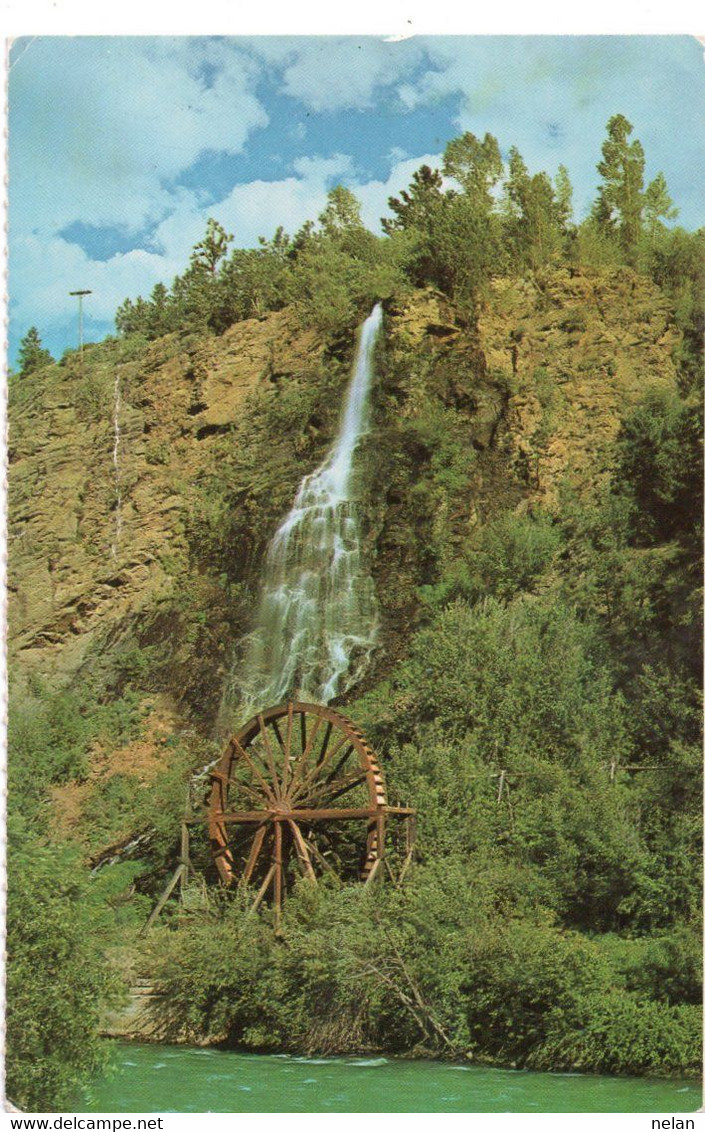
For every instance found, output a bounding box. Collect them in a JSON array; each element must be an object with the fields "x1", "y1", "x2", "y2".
[{"x1": 208, "y1": 701, "x2": 387, "y2": 891}]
